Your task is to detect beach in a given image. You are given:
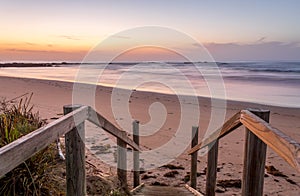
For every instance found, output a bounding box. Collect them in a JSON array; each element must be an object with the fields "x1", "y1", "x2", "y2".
[
  {"x1": 0, "y1": 76, "x2": 299, "y2": 195},
  {"x1": 2, "y1": 0, "x2": 300, "y2": 195}
]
